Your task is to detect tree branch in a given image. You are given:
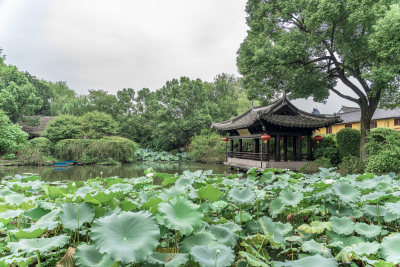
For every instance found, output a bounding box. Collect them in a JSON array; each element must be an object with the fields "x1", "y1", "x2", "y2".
[
  {"x1": 328, "y1": 86, "x2": 359, "y2": 104},
  {"x1": 289, "y1": 56, "x2": 332, "y2": 65}
]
